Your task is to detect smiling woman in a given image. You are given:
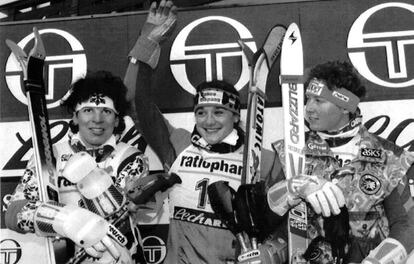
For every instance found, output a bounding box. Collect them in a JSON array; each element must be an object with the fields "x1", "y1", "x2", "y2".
[
  {"x1": 124, "y1": 3, "x2": 288, "y2": 263},
  {"x1": 5, "y1": 69, "x2": 152, "y2": 263}
]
